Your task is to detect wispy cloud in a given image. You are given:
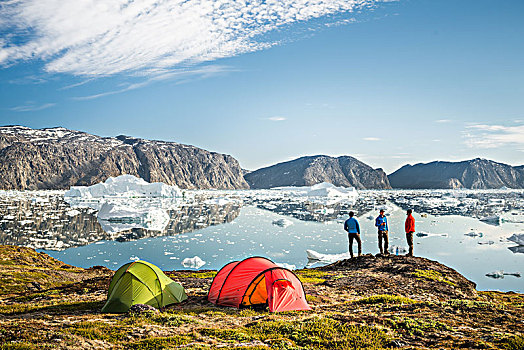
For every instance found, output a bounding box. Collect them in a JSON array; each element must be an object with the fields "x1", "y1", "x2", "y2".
[
  {"x1": 435, "y1": 119, "x2": 452, "y2": 123},
  {"x1": 266, "y1": 116, "x2": 287, "y2": 121},
  {"x1": 463, "y1": 123, "x2": 524, "y2": 148},
  {"x1": 363, "y1": 137, "x2": 380, "y2": 141},
  {"x1": 73, "y1": 65, "x2": 232, "y2": 100},
  {"x1": 0, "y1": 0, "x2": 381, "y2": 76},
  {"x1": 10, "y1": 102, "x2": 55, "y2": 112}
]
